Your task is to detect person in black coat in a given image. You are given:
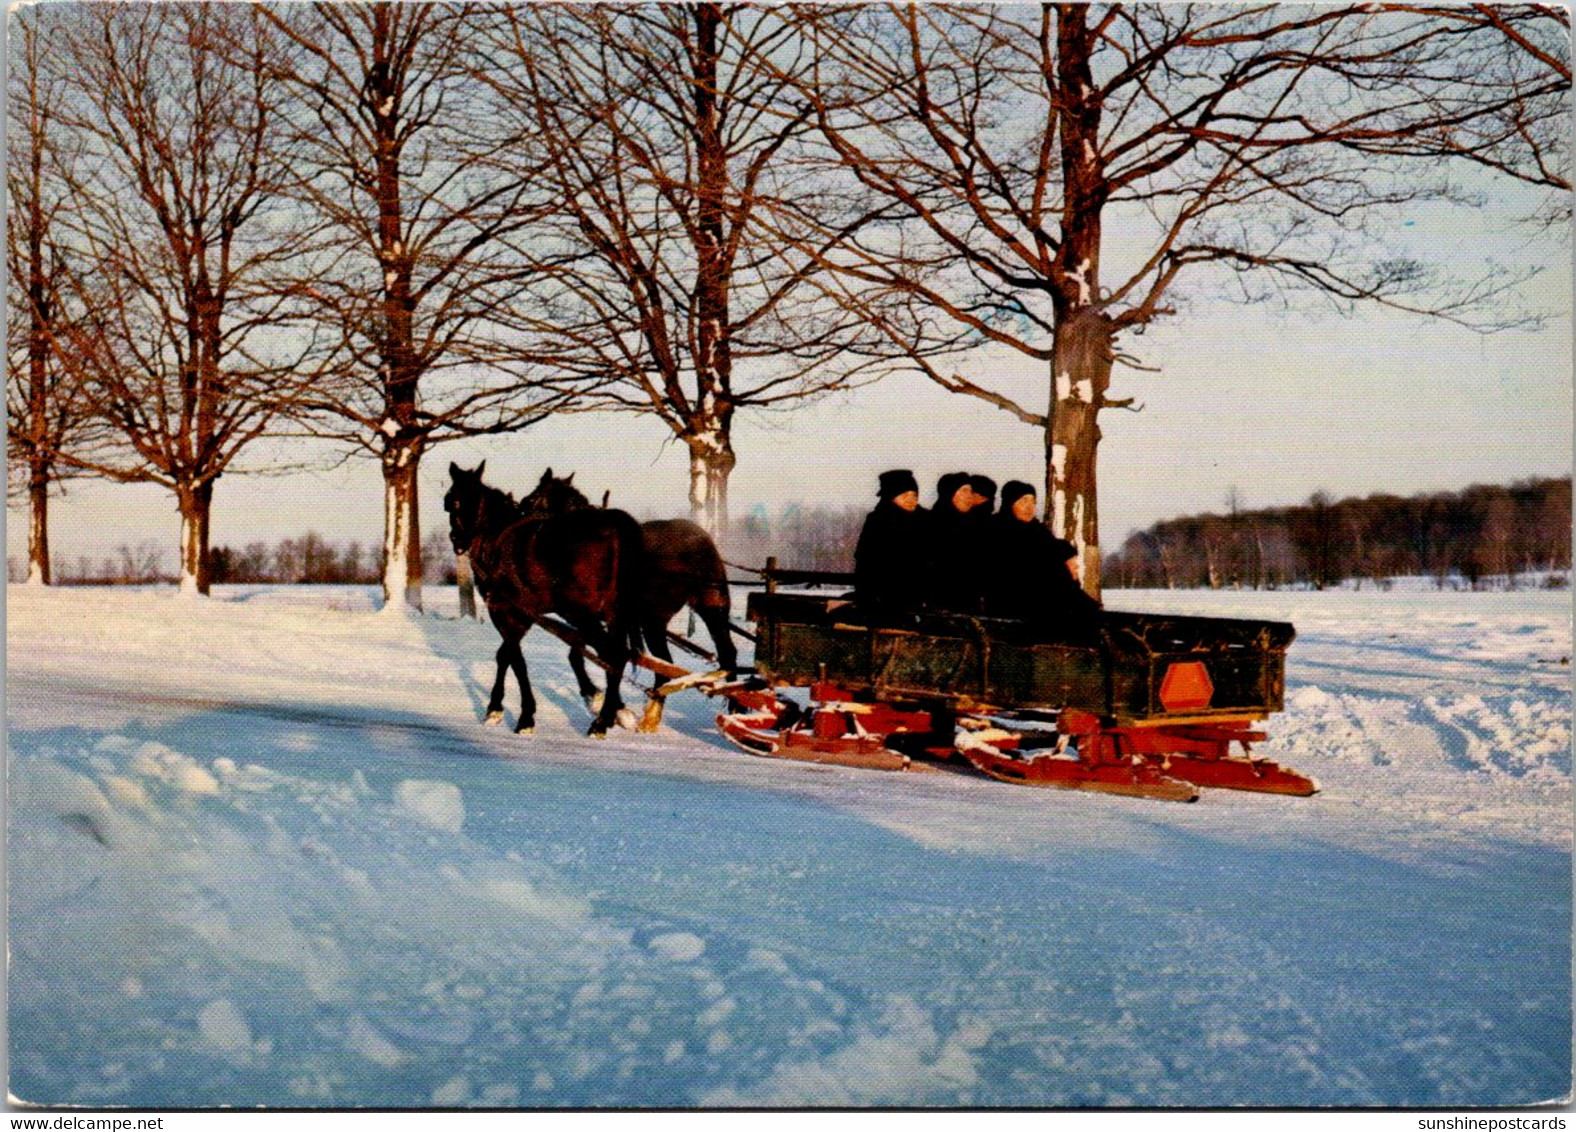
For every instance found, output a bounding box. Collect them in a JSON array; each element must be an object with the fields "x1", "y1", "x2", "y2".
[
  {"x1": 987, "y1": 480, "x2": 1101, "y2": 635},
  {"x1": 853, "y1": 469, "x2": 930, "y2": 625},
  {"x1": 928, "y1": 471, "x2": 986, "y2": 613}
]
